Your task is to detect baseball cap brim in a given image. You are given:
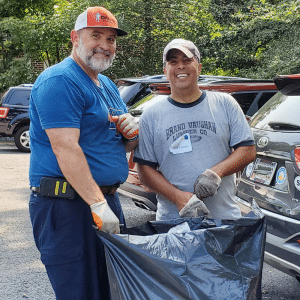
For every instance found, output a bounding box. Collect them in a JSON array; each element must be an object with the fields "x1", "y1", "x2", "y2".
[
  {"x1": 113, "y1": 28, "x2": 127, "y2": 36},
  {"x1": 76, "y1": 25, "x2": 127, "y2": 36}
]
